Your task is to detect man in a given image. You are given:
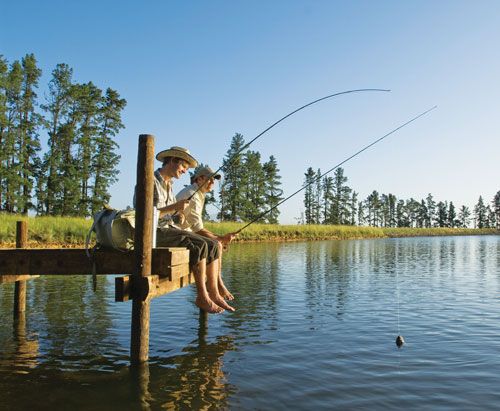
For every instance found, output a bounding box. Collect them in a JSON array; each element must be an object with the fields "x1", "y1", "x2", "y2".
[
  {"x1": 146, "y1": 146, "x2": 235, "y2": 313},
  {"x1": 176, "y1": 165, "x2": 237, "y2": 301}
]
